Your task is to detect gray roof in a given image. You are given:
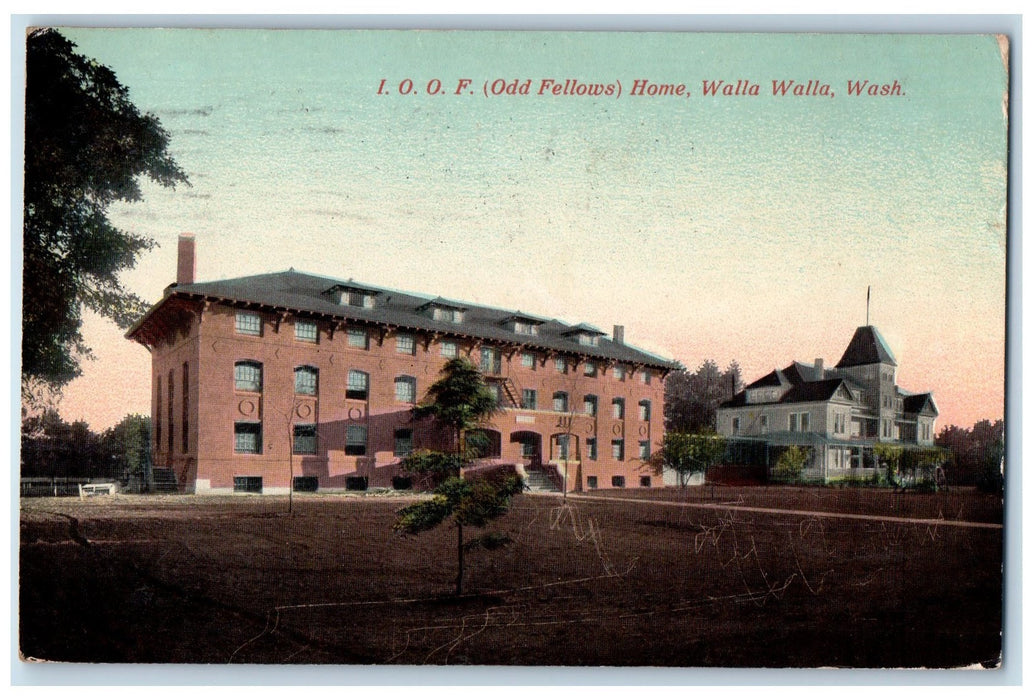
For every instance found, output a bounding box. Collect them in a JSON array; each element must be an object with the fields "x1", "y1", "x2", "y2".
[
  {"x1": 129, "y1": 269, "x2": 680, "y2": 370},
  {"x1": 836, "y1": 326, "x2": 898, "y2": 368}
]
